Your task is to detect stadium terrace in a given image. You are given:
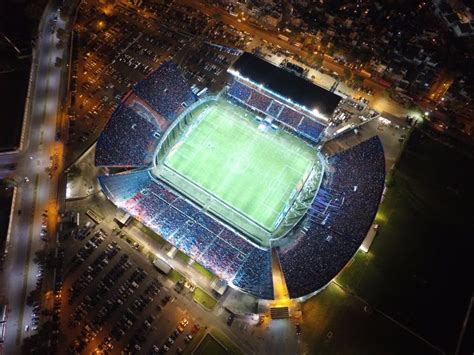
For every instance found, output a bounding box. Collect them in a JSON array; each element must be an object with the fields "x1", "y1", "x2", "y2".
[{"x1": 96, "y1": 52, "x2": 385, "y2": 300}]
